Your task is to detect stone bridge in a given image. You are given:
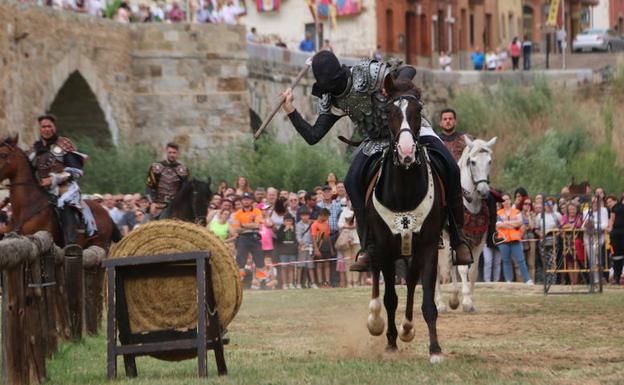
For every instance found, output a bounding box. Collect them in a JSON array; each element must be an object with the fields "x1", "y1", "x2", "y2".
[
  {"x1": 0, "y1": 0, "x2": 598, "y2": 157},
  {"x1": 0, "y1": 0, "x2": 249, "y2": 155}
]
